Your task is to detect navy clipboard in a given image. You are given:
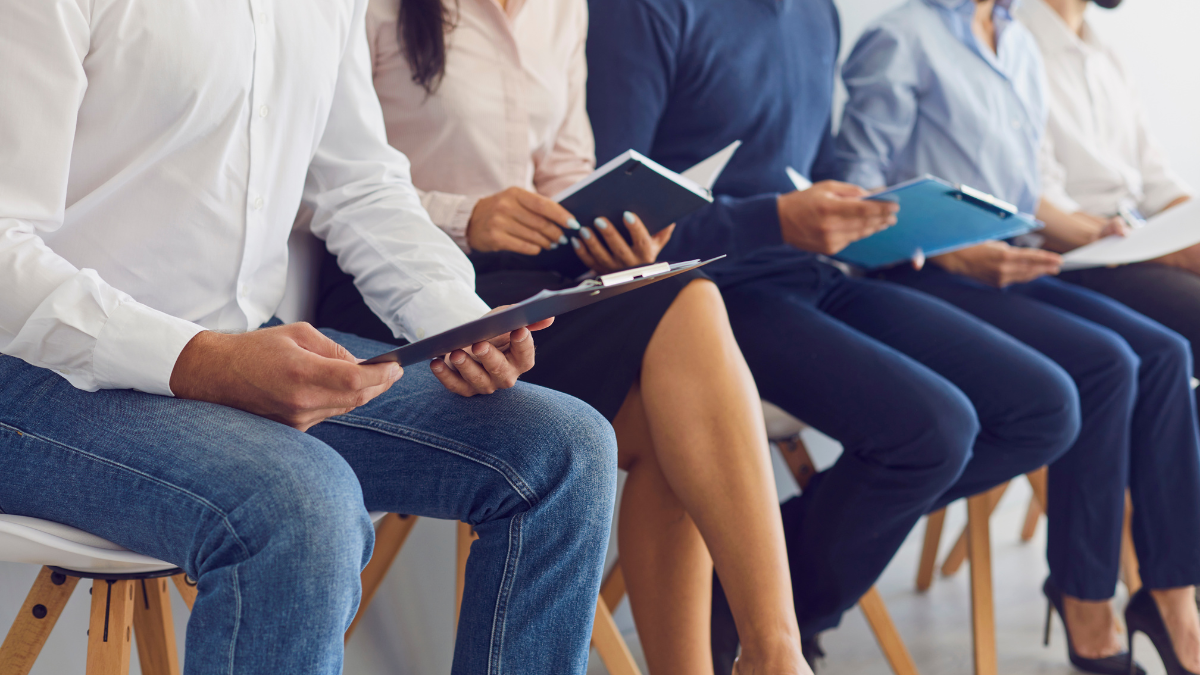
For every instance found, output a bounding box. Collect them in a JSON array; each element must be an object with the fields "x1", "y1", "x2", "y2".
[
  {"x1": 362, "y1": 257, "x2": 723, "y2": 366},
  {"x1": 554, "y1": 150, "x2": 713, "y2": 238},
  {"x1": 833, "y1": 176, "x2": 1042, "y2": 270}
]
